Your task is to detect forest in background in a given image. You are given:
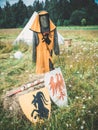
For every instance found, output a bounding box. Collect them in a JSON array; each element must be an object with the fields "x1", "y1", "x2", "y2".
[{"x1": 0, "y1": 0, "x2": 98, "y2": 28}]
